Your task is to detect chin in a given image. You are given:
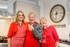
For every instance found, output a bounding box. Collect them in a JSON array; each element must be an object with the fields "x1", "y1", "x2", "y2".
[
  {"x1": 19, "y1": 19, "x2": 23, "y2": 20},
  {"x1": 30, "y1": 21, "x2": 34, "y2": 23}
]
